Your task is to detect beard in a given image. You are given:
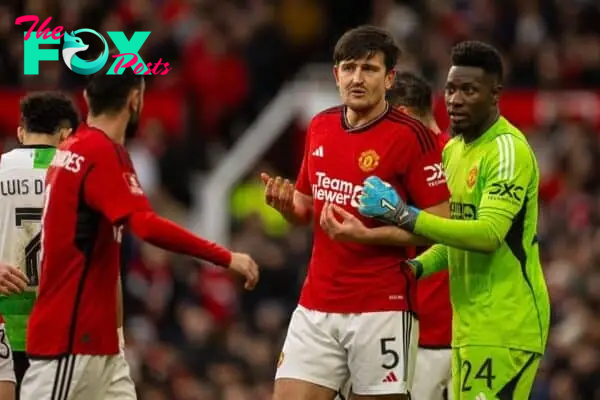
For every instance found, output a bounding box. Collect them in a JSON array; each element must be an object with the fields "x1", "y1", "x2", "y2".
[
  {"x1": 449, "y1": 124, "x2": 462, "y2": 137},
  {"x1": 125, "y1": 106, "x2": 140, "y2": 142}
]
